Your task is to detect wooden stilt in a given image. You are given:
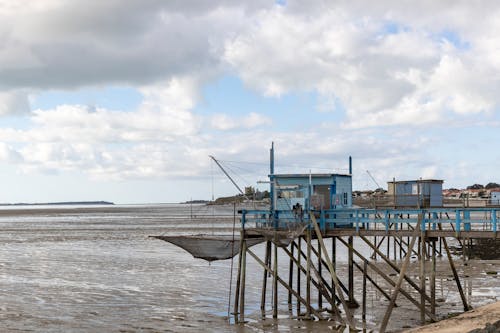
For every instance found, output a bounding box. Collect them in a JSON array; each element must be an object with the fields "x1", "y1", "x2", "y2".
[
  {"x1": 332, "y1": 236, "x2": 336, "y2": 301},
  {"x1": 379, "y1": 215, "x2": 422, "y2": 333},
  {"x1": 297, "y1": 236, "x2": 301, "y2": 317},
  {"x1": 362, "y1": 259, "x2": 367, "y2": 332},
  {"x1": 386, "y1": 235, "x2": 390, "y2": 259},
  {"x1": 371, "y1": 235, "x2": 386, "y2": 259},
  {"x1": 261, "y1": 240, "x2": 271, "y2": 317},
  {"x1": 233, "y1": 231, "x2": 243, "y2": 323},
  {"x1": 239, "y1": 239, "x2": 247, "y2": 323},
  {"x1": 273, "y1": 240, "x2": 278, "y2": 318},
  {"x1": 419, "y1": 234, "x2": 426, "y2": 325},
  {"x1": 306, "y1": 228, "x2": 312, "y2": 318},
  {"x1": 431, "y1": 239, "x2": 436, "y2": 316},
  {"x1": 393, "y1": 234, "x2": 397, "y2": 260},
  {"x1": 348, "y1": 236, "x2": 355, "y2": 306},
  {"x1": 318, "y1": 238, "x2": 323, "y2": 309},
  {"x1": 288, "y1": 242, "x2": 294, "y2": 312}
]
